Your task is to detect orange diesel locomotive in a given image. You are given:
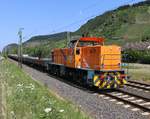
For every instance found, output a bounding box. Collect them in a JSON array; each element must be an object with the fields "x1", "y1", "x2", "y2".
[{"x1": 49, "y1": 37, "x2": 127, "y2": 89}]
